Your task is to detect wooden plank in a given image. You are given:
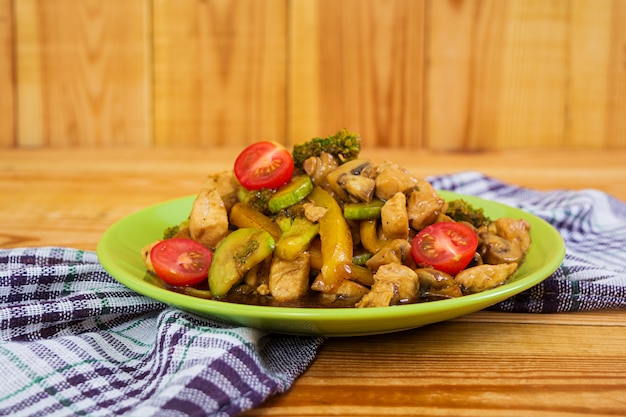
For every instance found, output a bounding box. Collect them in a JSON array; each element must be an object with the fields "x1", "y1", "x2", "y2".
[
  {"x1": 14, "y1": 0, "x2": 151, "y2": 147},
  {"x1": 289, "y1": 0, "x2": 425, "y2": 148},
  {"x1": 286, "y1": 0, "x2": 320, "y2": 147},
  {"x1": 0, "y1": 0, "x2": 14, "y2": 147},
  {"x1": 3, "y1": 147, "x2": 625, "y2": 249},
  {"x1": 427, "y1": 0, "x2": 507, "y2": 151},
  {"x1": 497, "y1": 0, "x2": 569, "y2": 150},
  {"x1": 568, "y1": 0, "x2": 612, "y2": 149},
  {"x1": 428, "y1": 0, "x2": 570, "y2": 151},
  {"x1": 152, "y1": 0, "x2": 286, "y2": 148},
  {"x1": 245, "y1": 318, "x2": 626, "y2": 416},
  {"x1": 605, "y1": 0, "x2": 626, "y2": 149},
  {"x1": 14, "y1": 0, "x2": 43, "y2": 147}
]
